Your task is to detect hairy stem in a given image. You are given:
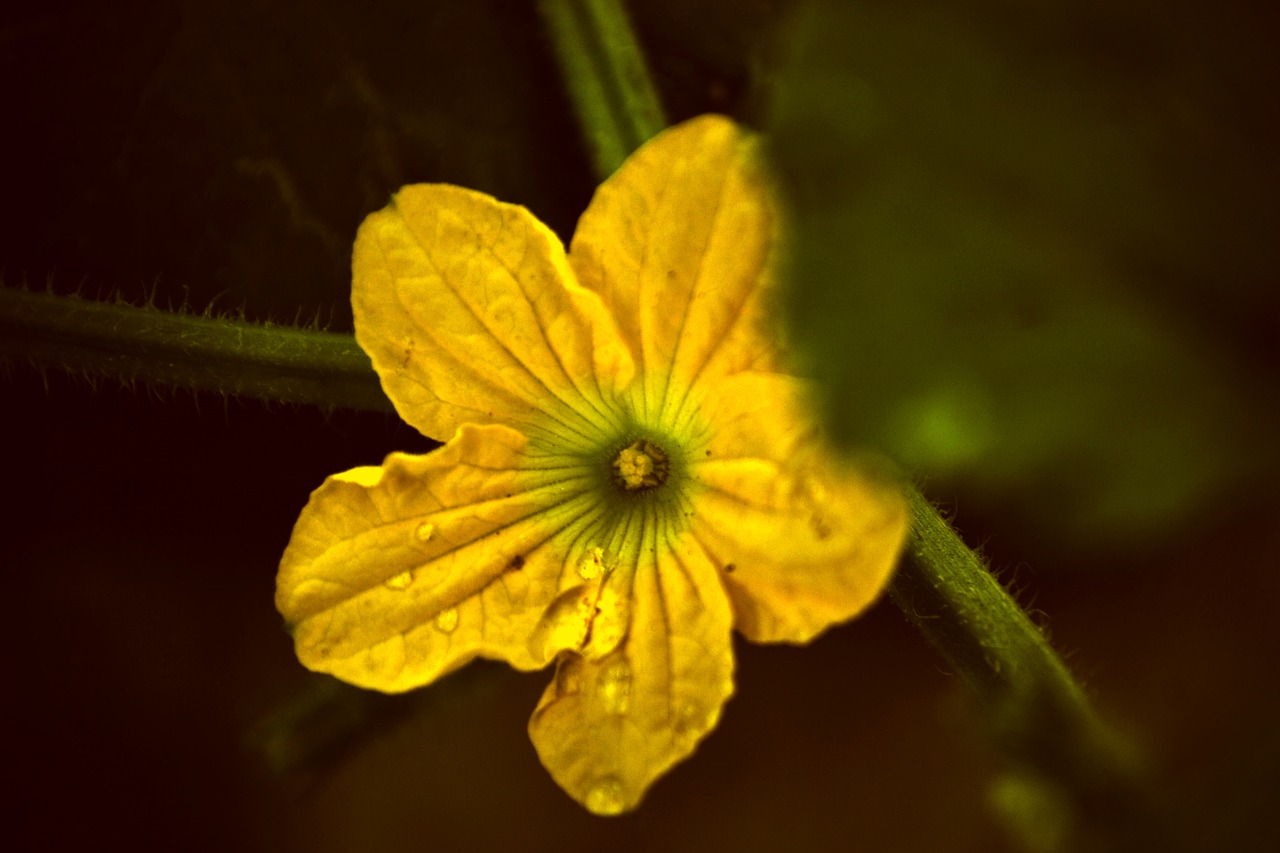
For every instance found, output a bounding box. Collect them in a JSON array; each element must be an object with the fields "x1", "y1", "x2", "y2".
[
  {"x1": 893, "y1": 487, "x2": 1159, "y2": 850},
  {"x1": 0, "y1": 288, "x2": 392, "y2": 413}
]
